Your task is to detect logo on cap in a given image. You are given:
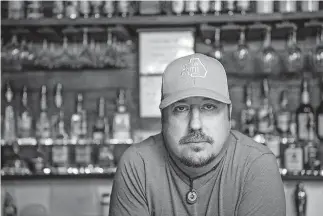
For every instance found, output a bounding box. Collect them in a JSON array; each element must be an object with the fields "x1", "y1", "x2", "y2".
[{"x1": 181, "y1": 58, "x2": 207, "y2": 78}]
